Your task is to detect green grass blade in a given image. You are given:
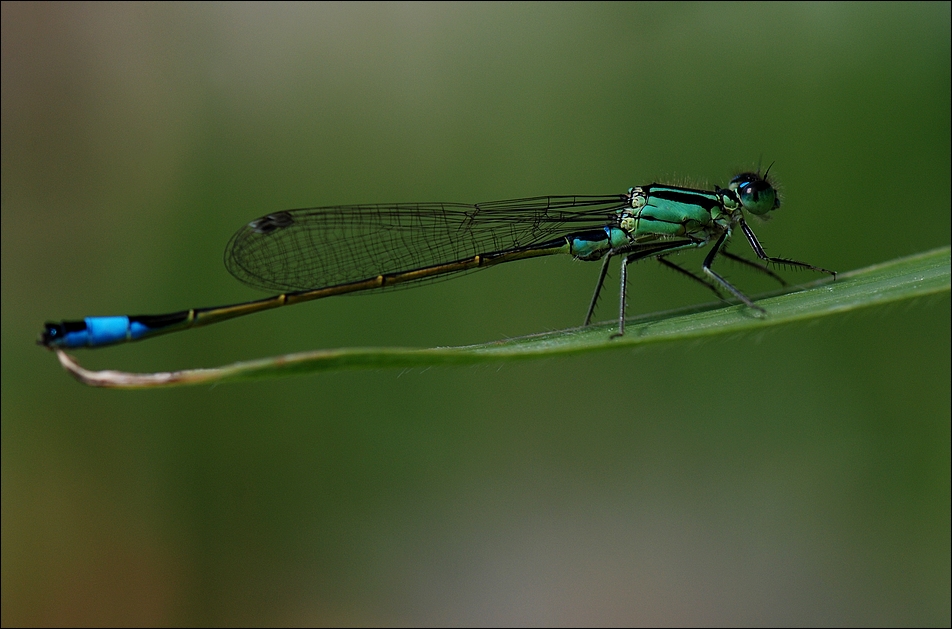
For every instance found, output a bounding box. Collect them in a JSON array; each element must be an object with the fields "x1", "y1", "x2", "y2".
[{"x1": 53, "y1": 246, "x2": 950, "y2": 388}]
